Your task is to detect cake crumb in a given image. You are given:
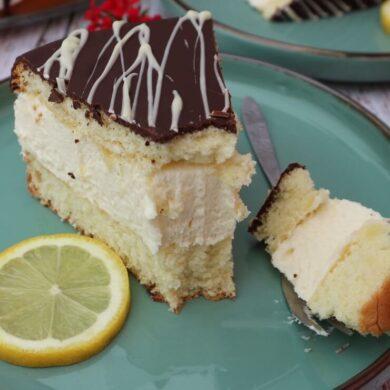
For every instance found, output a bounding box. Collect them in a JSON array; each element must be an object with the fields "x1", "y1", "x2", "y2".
[
  {"x1": 35, "y1": 112, "x2": 43, "y2": 124},
  {"x1": 301, "y1": 335, "x2": 311, "y2": 341},
  {"x1": 74, "y1": 139, "x2": 80, "y2": 144},
  {"x1": 293, "y1": 273, "x2": 298, "y2": 278},
  {"x1": 91, "y1": 109, "x2": 103, "y2": 125},
  {"x1": 145, "y1": 141, "x2": 150, "y2": 146},
  {"x1": 287, "y1": 315, "x2": 301, "y2": 325},
  {"x1": 304, "y1": 348, "x2": 312, "y2": 353},
  {"x1": 335, "y1": 343, "x2": 350, "y2": 354},
  {"x1": 67, "y1": 172, "x2": 76, "y2": 180},
  {"x1": 72, "y1": 101, "x2": 81, "y2": 109},
  {"x1": 48, "y1": 89, "x2": 64, "y2": 103},
  {"x1": 326, "y1": 326, "x2": 335, "y2": 335},
  {"x1": 273, "y1": 299, "x2": 279, "y2": 304}
]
